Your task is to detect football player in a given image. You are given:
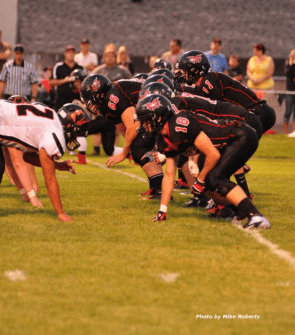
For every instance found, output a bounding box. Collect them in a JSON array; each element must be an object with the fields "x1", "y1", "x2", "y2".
[
  {"x1": 175, "y1": 50, "x2": 276, "y2": 134},
  {"x1": 80, "y1": 74, "x2": 165, "y2": 198},
  {"x1": 4, "y1": 95, "x2": 42, "y2": 205},
  {"x1": 135, "y1": 94, "x2": 271, "y2": 229},
  {"x1": 0, "y1": 100, "x2": 90, "y2": 222}
]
